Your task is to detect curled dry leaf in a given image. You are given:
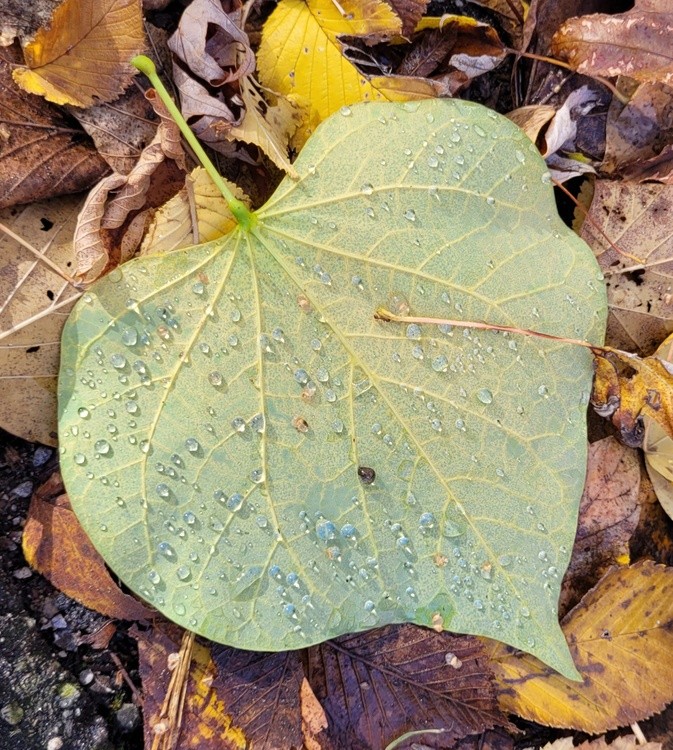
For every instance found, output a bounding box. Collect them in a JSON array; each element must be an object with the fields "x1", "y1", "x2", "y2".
[
  {"x1": 397, "y1": 15, "x2": 506, "y2": 96},
  {"x1": 307, "y1": 625, "x2": 506, "y2": 749},
  {"x1": 551, "y1": 0, "x2": 673, "y2": 86},
  {"x1": 139, "y1": 166, "x2": 249, "y2": 255},
  {"x1": 168, "y1": 0, "x2": 299, "y2": 173},
  {"x1": 488, "y1": 560, "x2": 673, "y2": 734},
  {"x1": 258, "y1": 0, "x2": 440, "y2": 145},
  {"x1": 0, "y1": 196, "x2": 83, "y2": 445},
  {"x1": 581, "y1": 180, "x2": 673, "y2": 356},
  {"x1": 73, "y1": 89, "x2": 185, "y2": 281},
  {"x1": 0, "y1": 45, "x2": 108, "y2": 209},
  {"x1": 135, "y1": 622, "x2": 304, "y2": 749},
  {"x1": 558, "y1": 436, "x2": 640, "y2": 616},
  {"x1": 22, "y1": 472, "x2": 152, "y2": 620},
  {"x1": 467, "y1": 0, "x2": 526, "y2": 47},
  {"x1": 12, "y1": 0, "x2": 145, "y2": 107}
]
